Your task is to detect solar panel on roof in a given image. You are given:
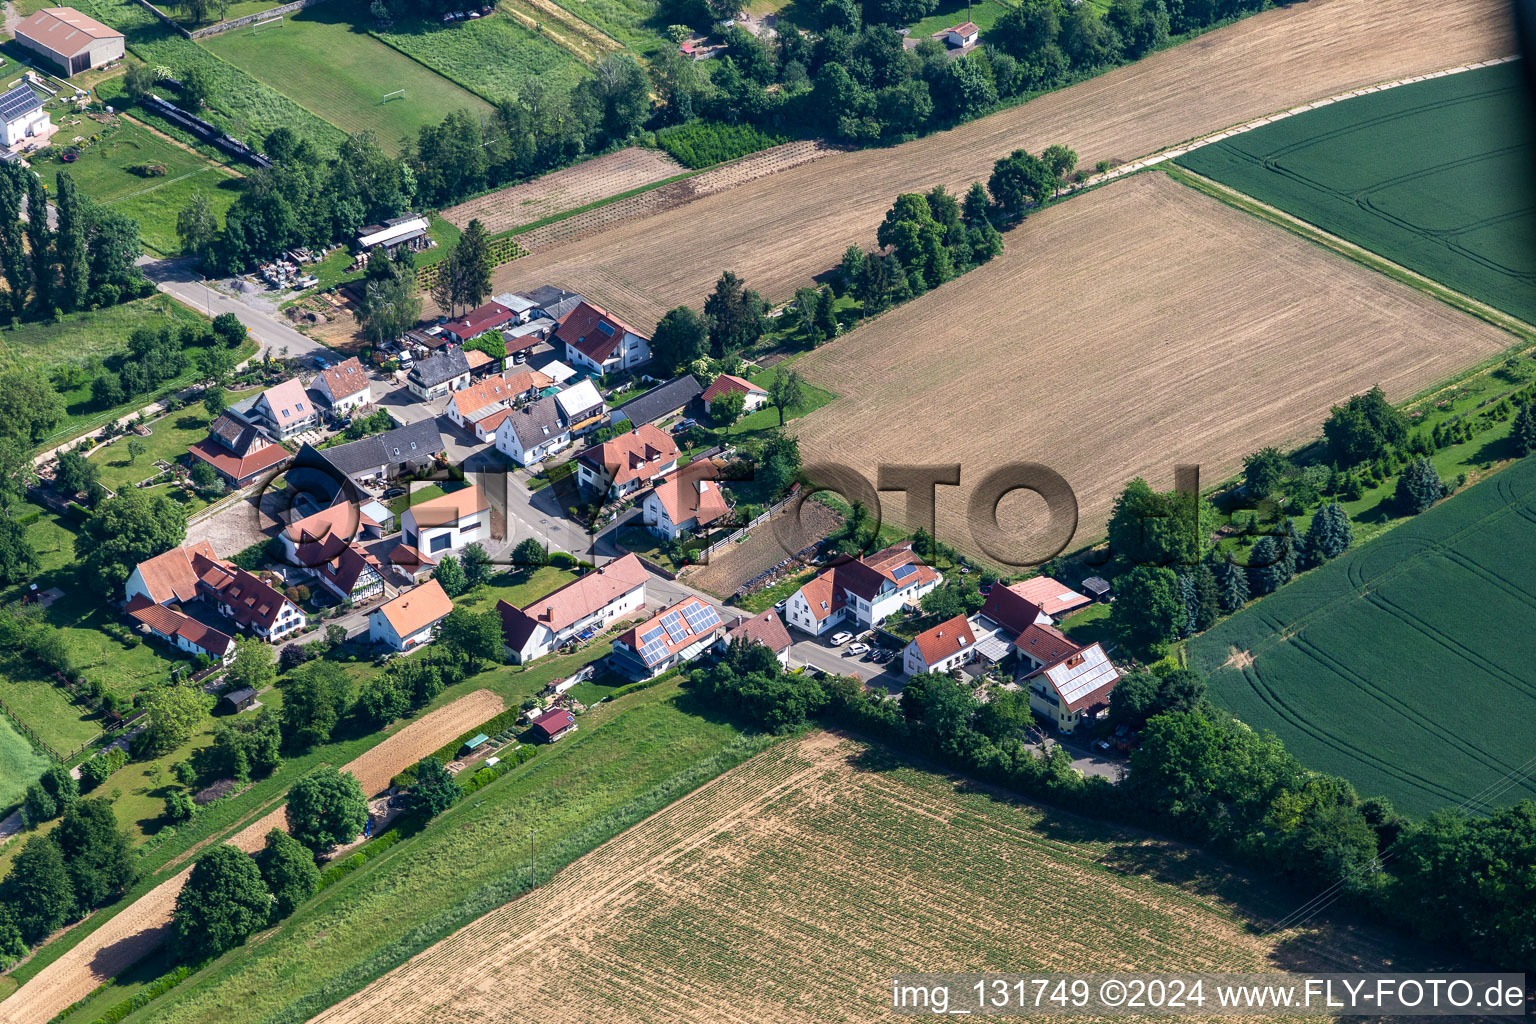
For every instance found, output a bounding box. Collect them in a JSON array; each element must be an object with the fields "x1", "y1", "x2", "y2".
[
  {"x1": 891, "y1": 564, "x2": 917, "y2": 581},
  {"x1": 640, "y1": 625, "x2": 666, "y2": 646},
  {"x1": 639, "y1": 640, "x2": 670, "y2": 666},
  {"x1": 661, "y1": 610, "x2": 688, "y2": 643},
  {"x1": 682, "y1": 602, "x2": 720, "y2": 633},
  {"x1": 0, "y1": 84, "x2": 39, "y2": 123}
]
